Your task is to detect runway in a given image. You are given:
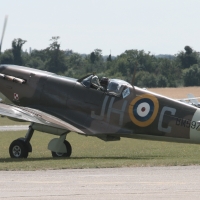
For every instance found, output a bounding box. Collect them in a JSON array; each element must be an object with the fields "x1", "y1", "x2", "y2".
[
  {"x1": 0, "y1": 125, "x2": 28, "y2": 131},
  {"x1": 1, "y1": 166, "x2": 200, "y2": 200}
]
